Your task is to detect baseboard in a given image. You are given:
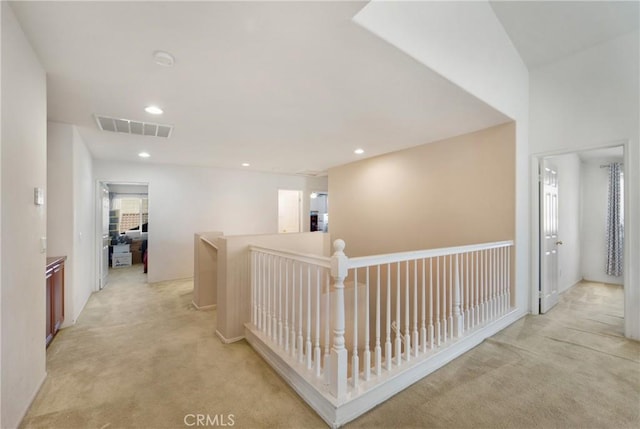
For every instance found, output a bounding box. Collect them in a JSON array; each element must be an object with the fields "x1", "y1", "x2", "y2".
[
  {"x1": 192, "y1": 301, "x2": 216, "y2": 311},
  {"x1": 215, "y1": 330, "x2": 244, "y2": 344},
  {"x1": 14, "y1": 371, "x2": 47, "y2": 428}
]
